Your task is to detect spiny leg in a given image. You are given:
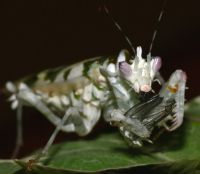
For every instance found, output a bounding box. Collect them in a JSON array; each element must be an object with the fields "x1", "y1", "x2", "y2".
[
  {"x1": 159, "y1": 69, "x2": 187, "y2": 131},
  {"x1": 100, "y1": 62, "x2": 134, "y2": 112},
  {"x1": 107, "y1": 95, "x2": 173, "y2": 146},
  {"x1": 100, "y1": 54, "x2": 144, "y2": 145},
  {"x1": 16, "y1": 84, "x2": 102, "y2": 161},
  {"x1": 11, "y1": 83, "x2": 76, "y2": 161},
  {"x1": 11, "y1": 102, "x2": 23, "y2": 158},
  {"x1": 26, "y1": 108, "x2": 73, "y2": 171},
  {"x1": 16, "y1": 83, "x2": 75, "y2": 132},
  {"x1": 27, "y1": 104, "x2": 101, "y2": 168},
  {"x1": 34, "y1": 108, "x2": 72, "y2": 162}
]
